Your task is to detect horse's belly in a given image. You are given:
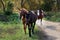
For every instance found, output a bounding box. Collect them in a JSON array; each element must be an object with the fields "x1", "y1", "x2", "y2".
[{"x1": 30, "y1": 15, "x2": 37, "y2": 23}]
